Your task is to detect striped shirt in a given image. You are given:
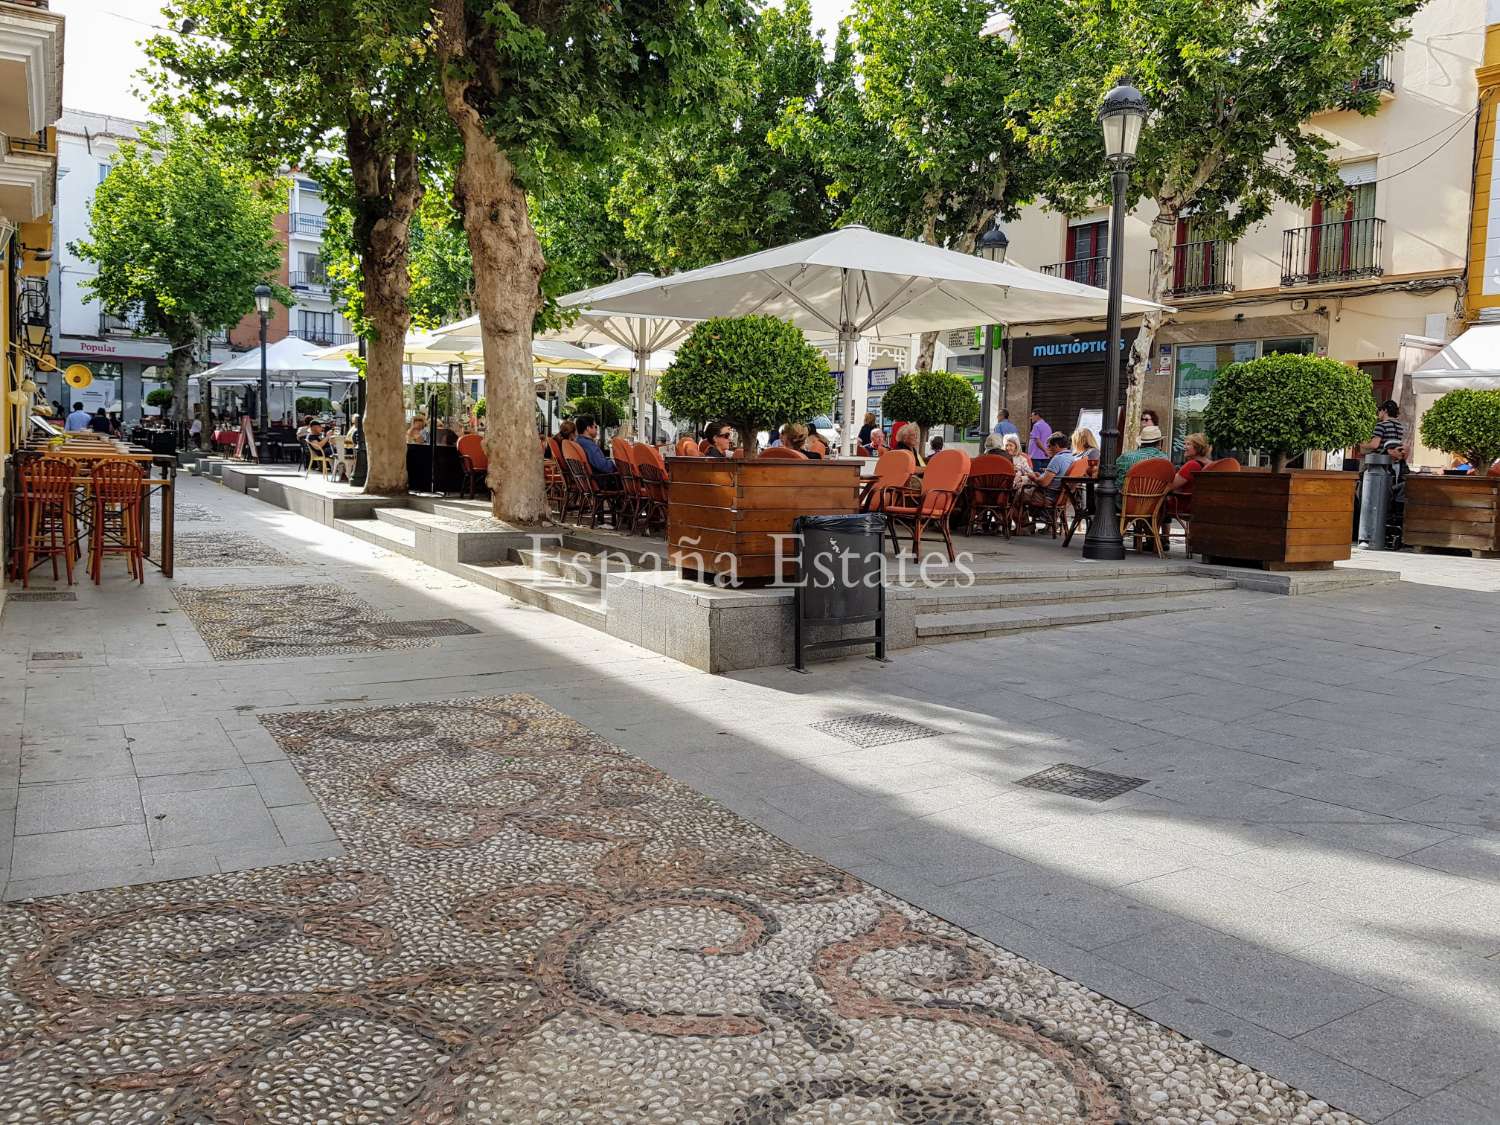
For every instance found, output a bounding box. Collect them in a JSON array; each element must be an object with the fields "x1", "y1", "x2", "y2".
[{"x1": 1373, "y1": 418, "x2": 1404, "y2": 448}]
